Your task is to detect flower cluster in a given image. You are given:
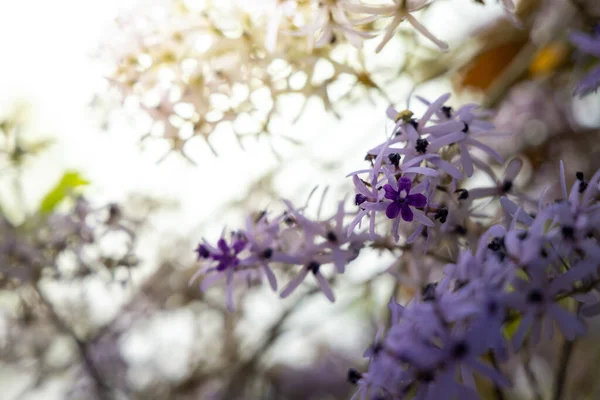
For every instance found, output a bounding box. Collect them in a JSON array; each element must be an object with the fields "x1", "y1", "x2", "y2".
[
  {"x1": 191, "y1": 200, "x2": 368, "y2": 310},
  {"x1": 192, "y1": 90, "x2": 600, "y2": 399},
  {"x1": 0, "y1": 198, "x2": 138, "y2": 287},
  {"x1": 101, "y1": 0, "x2": 387, "y2": 159},
  {"x1": 350, "y1": 162, "x2": 600, "y2": 399},
  {"x1": 349, "y1": 93, "x2": 508, "y2": 244}
]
